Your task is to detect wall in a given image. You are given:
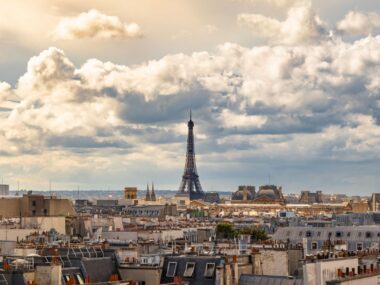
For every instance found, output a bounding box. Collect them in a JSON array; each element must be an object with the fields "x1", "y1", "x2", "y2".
[
  {"x1": 35, "y1": 265, "x2": 62, "y2": 285},
  {"x1": 303, "y1": 258, "x2": 359, "y2": 285},
  {"x1": 48, "y1": 198, "x2": 75, "y2": 216},
  {"x1": 101, "y1": 231, "x2": 138, "y2": 241},
  {"x1": 253, "y1": 250, "x2": 289, "y2": 276},
  {"x1": 22, "y1": 216, "x2": 66, "y2": 234},
  {"x1": 118, "y1": 266, "x2": 161, "y2": 285},
  {"x1": 0, "y1": 229, "x2": 39, "y2": 241},
  {"x1": 0, "y1": 198, "x2": 21, "y2": 217}
]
